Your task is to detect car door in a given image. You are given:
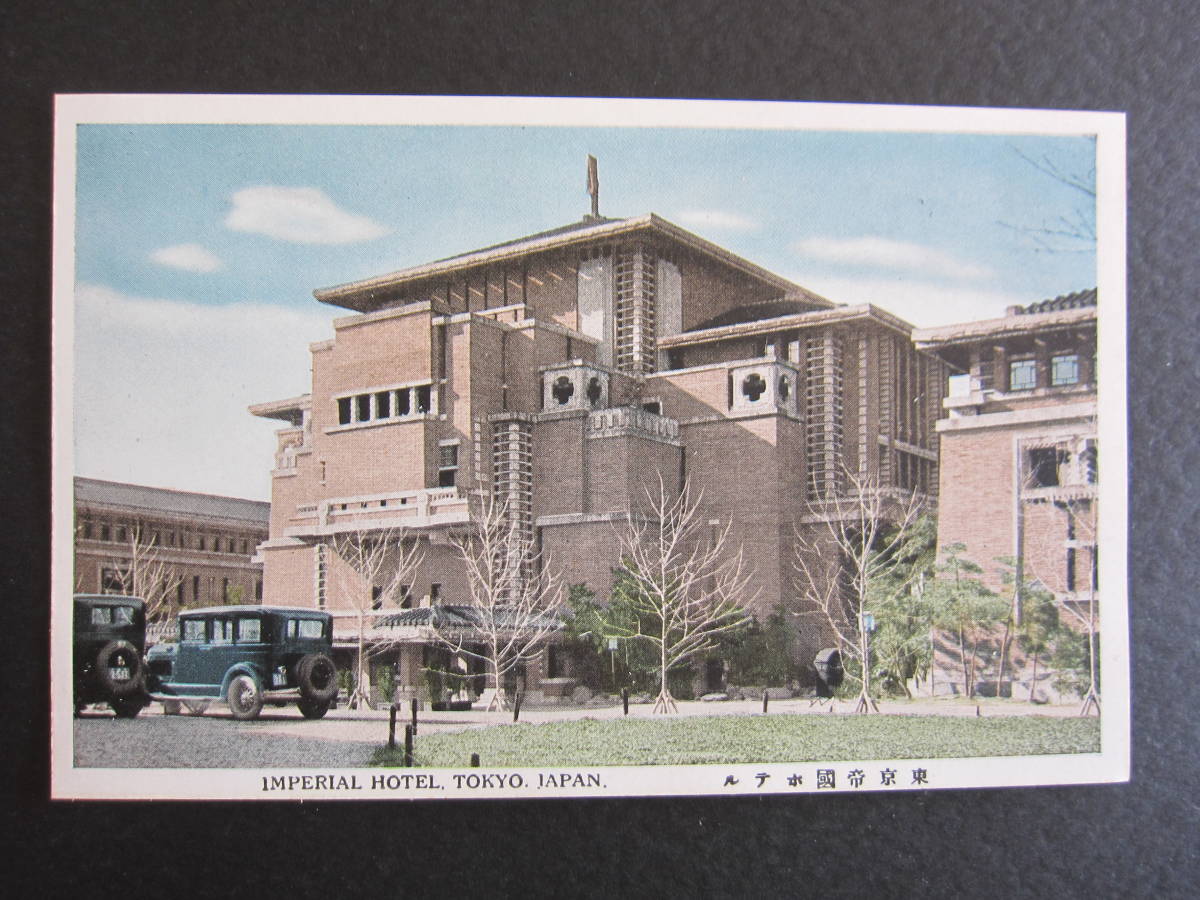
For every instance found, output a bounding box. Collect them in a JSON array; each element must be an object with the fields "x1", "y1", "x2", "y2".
[
  {"x1": 174, "y1": 617, "x2": 209, "y2": 686},
  {"x1": 199, "y1": 616, "x2": 238, "y2": 689}
]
